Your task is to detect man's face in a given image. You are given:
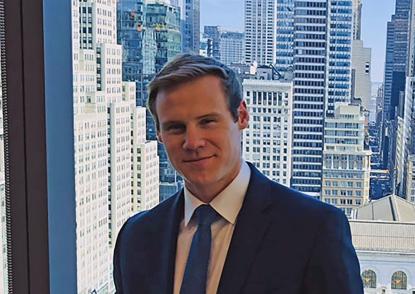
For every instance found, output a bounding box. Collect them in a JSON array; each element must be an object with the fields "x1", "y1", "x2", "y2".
[{"x1": 156, "y1": 75, "x2": 249, "y2": 198}]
